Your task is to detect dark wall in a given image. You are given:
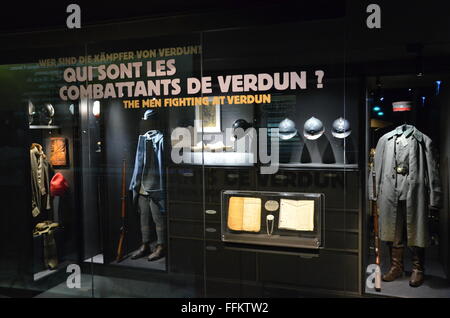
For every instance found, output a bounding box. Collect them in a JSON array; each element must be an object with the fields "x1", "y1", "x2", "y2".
[
  {"x1": 0, "y1": 1, "x2": 345, "y2": 34},
  {"x1": 0, "y1": 69, "x2": 33, "y2": 289},
  {"x1": 438, "y1": 84, "x2": 450, "y2": 278}
]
